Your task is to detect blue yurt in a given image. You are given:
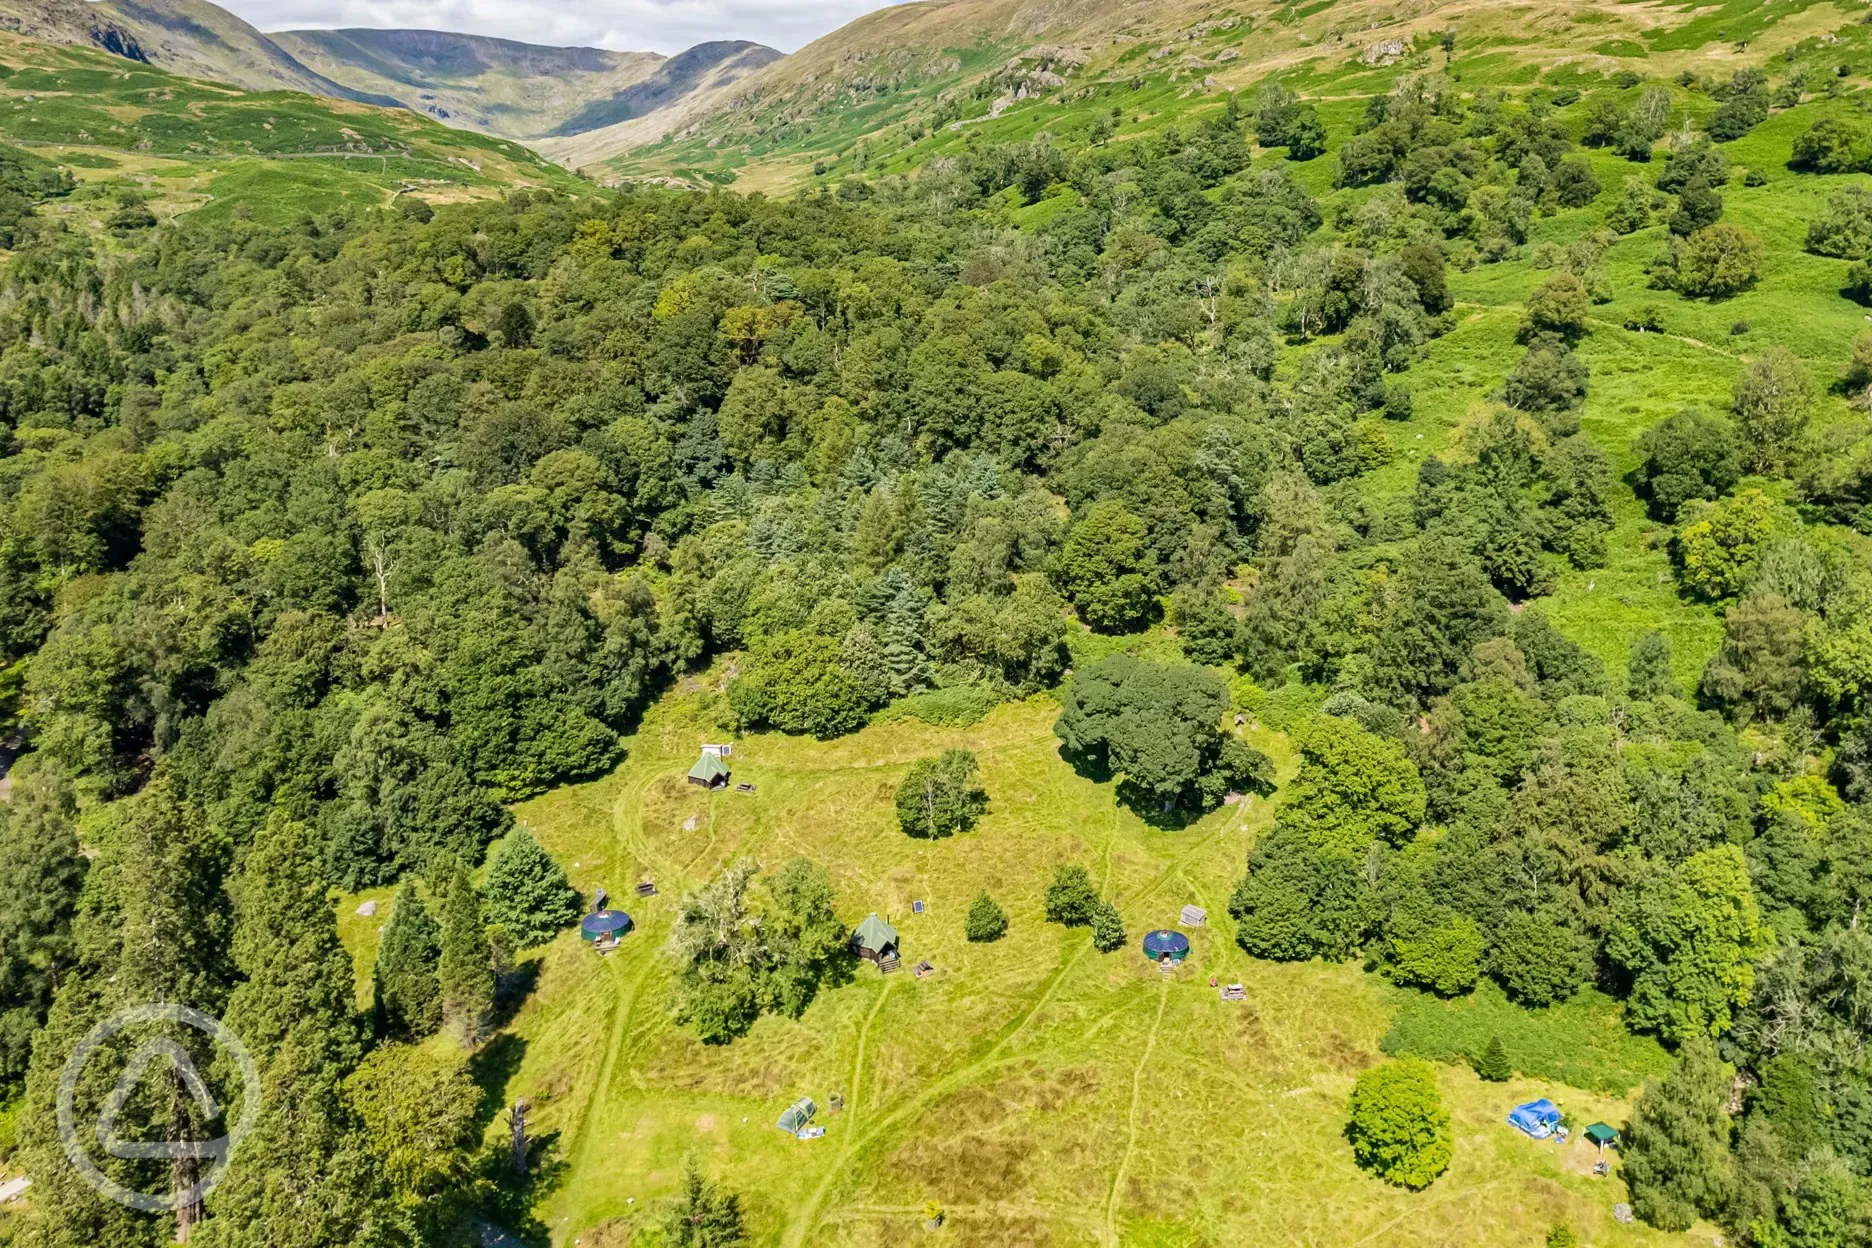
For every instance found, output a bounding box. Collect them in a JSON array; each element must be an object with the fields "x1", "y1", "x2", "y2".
[
  {"x1": 580, "y1": 910, "x2": 633, "y2": 943},
  {"x1": 1142, "y1": 930, "x2": 1191, "y2": 964}
]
